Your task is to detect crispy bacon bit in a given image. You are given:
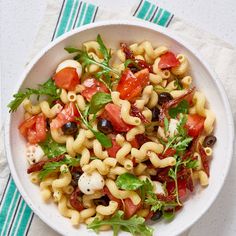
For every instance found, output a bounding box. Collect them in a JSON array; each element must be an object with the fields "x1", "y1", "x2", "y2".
[
  {"x1": 69, "y1": 188, "x2": 84, "y2": 211},
  {"x1": 199, "y1": 143, "x2": 210, "y2": 176},
  {"x1": 159, "y1": 87, "x2": 196, "y2": 125},
  {"x1": 27, "y1": 154, "x2": 65, "y2": 174},
  {"x1": 120, "y1": 43, "x2": 153, "y2": 73},
  {"x1": 130, "y1": 104, "x2": 150, "y2": 124}
]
